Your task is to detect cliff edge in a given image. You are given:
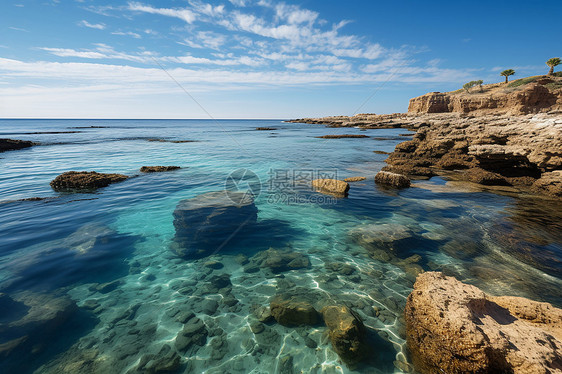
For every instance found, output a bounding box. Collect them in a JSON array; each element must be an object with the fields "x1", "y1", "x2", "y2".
[{"x1": 408, "y1": 75, "x2": 562, "y2": 115}]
